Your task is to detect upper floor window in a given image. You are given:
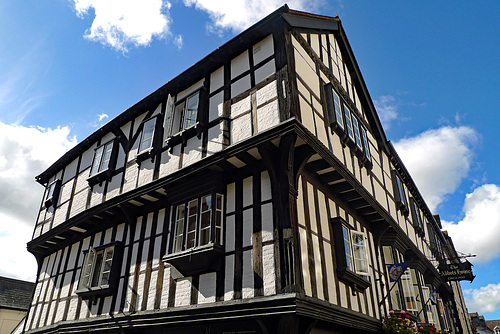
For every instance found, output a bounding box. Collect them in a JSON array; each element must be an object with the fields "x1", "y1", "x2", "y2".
[
  {"x1": 164, "y1": 91, "x2": 200, "y2": 138},
  {"x1": 172, "y1": 193, "x2": 223, "y2": 253},
  {"x1": 76, "y1": 242, "x2": 123, "y2": 298},
  {"x1": 138, "y1": 117, "x2": 157, "y2": 153},
  {"x1": 331, "y1": 217, "x2": 371, "y2": 290},
  {"x1": 44, "y1": 179, "x2": 61, "y2": 209},
  {"x1": 392, "y1": 170, "x2": 409, "y2": 215},
  {"x1": 88, "y1": 139, "x2": 118, "y2": 186},
  {"x1": 410, "y1": 197, "x2": 425, "y2": 236},
  {"x1": 324, "y1": 83, "x2": 372, "y2": 167}
]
